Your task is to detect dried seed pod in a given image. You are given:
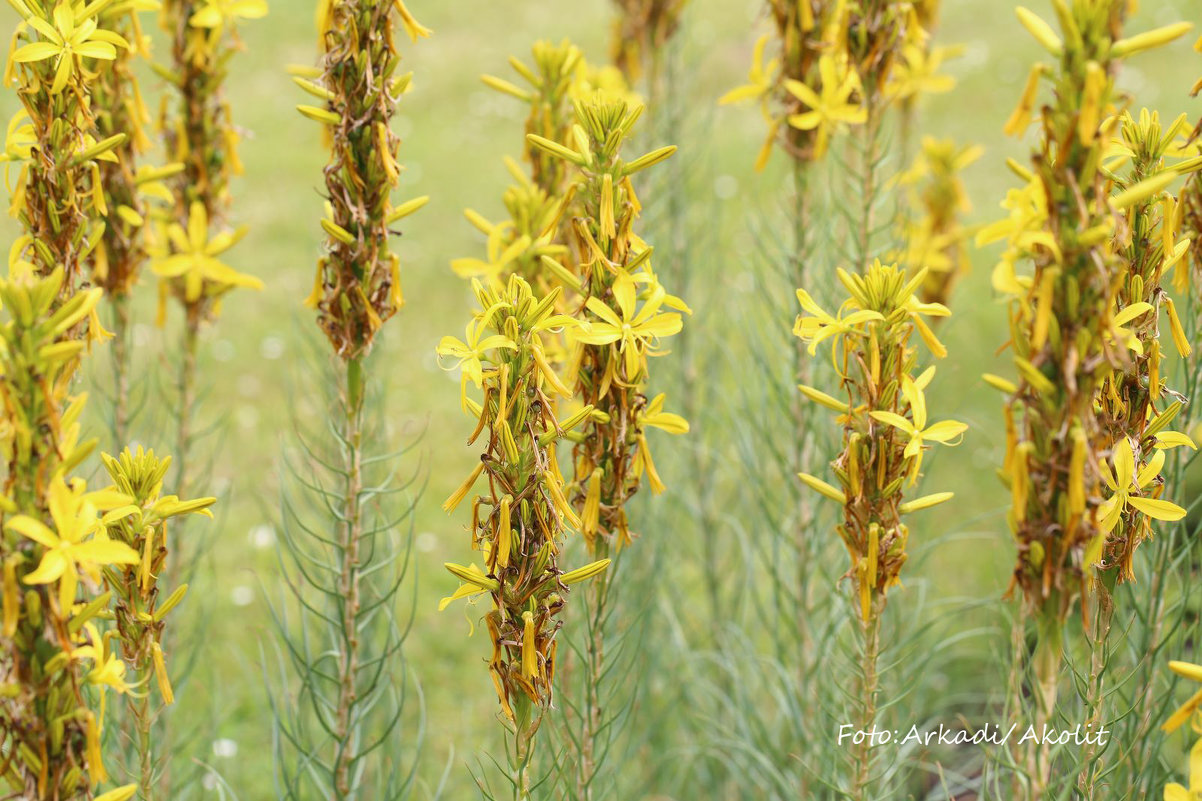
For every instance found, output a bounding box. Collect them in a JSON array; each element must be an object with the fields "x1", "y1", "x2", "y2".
[{"x1": 295, "y1": 0, "x2": 426, "y2": 359}]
